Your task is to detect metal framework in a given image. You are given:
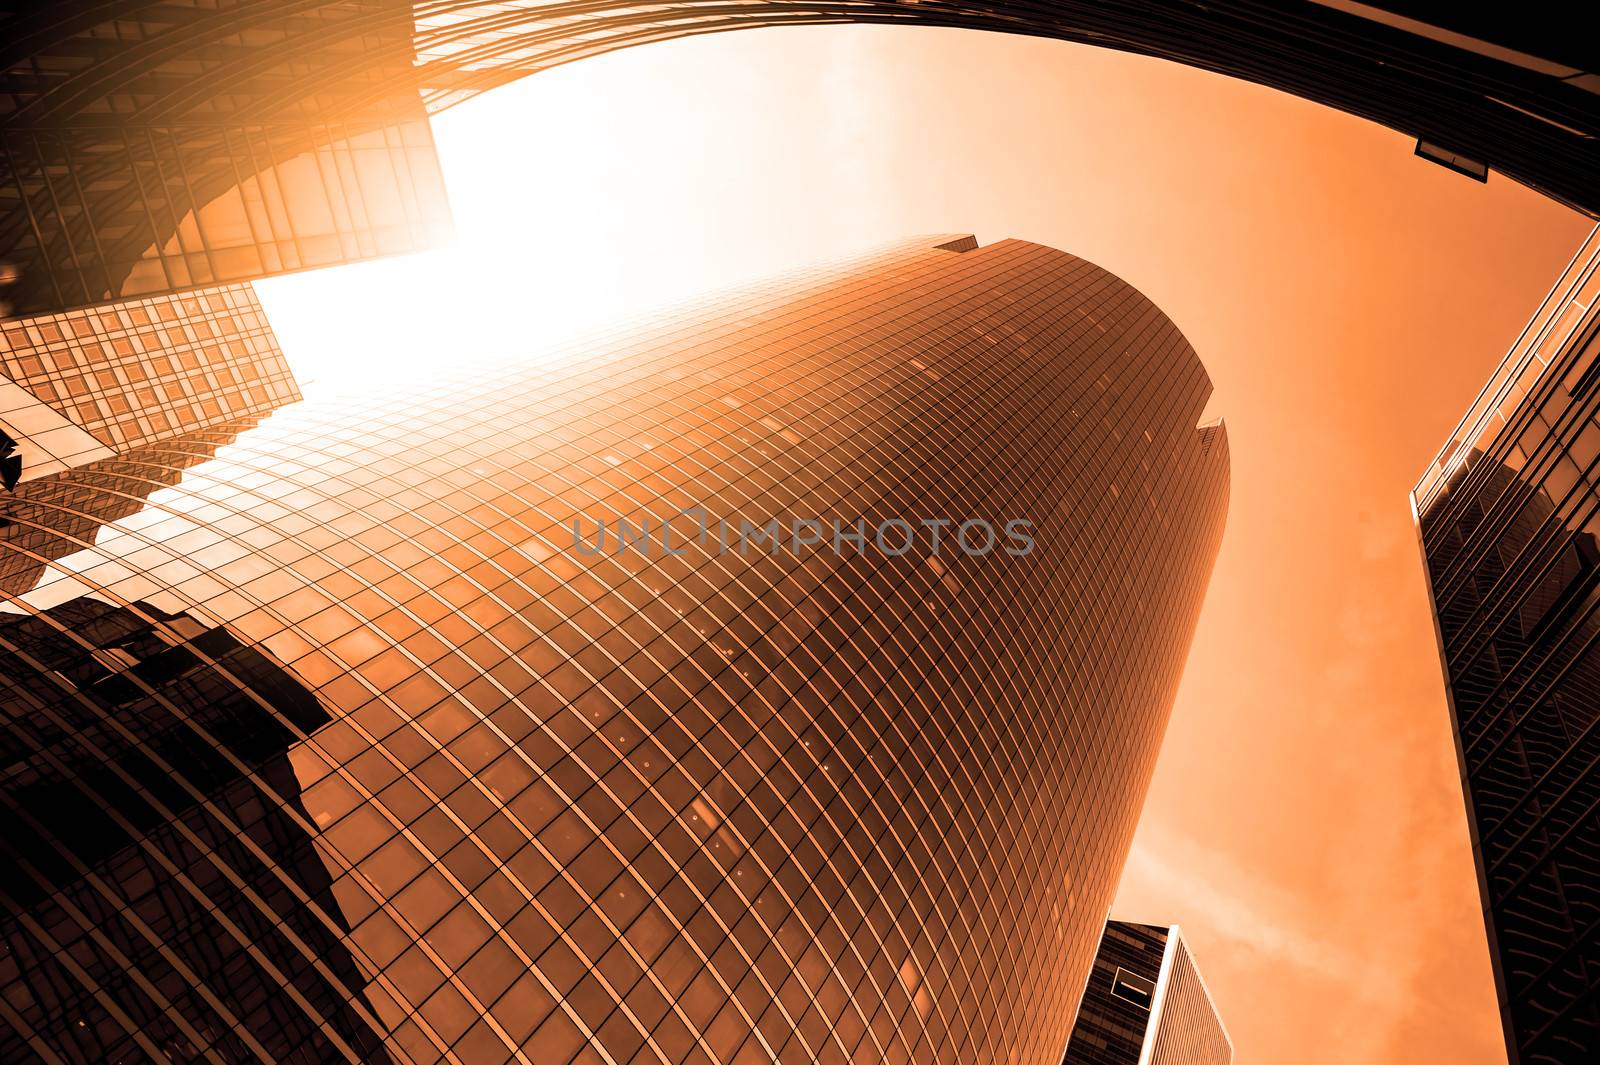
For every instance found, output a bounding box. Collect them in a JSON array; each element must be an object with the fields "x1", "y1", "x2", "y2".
[{"x1": 2, "y1": 2, "x2": 1598, "y2": 318}]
